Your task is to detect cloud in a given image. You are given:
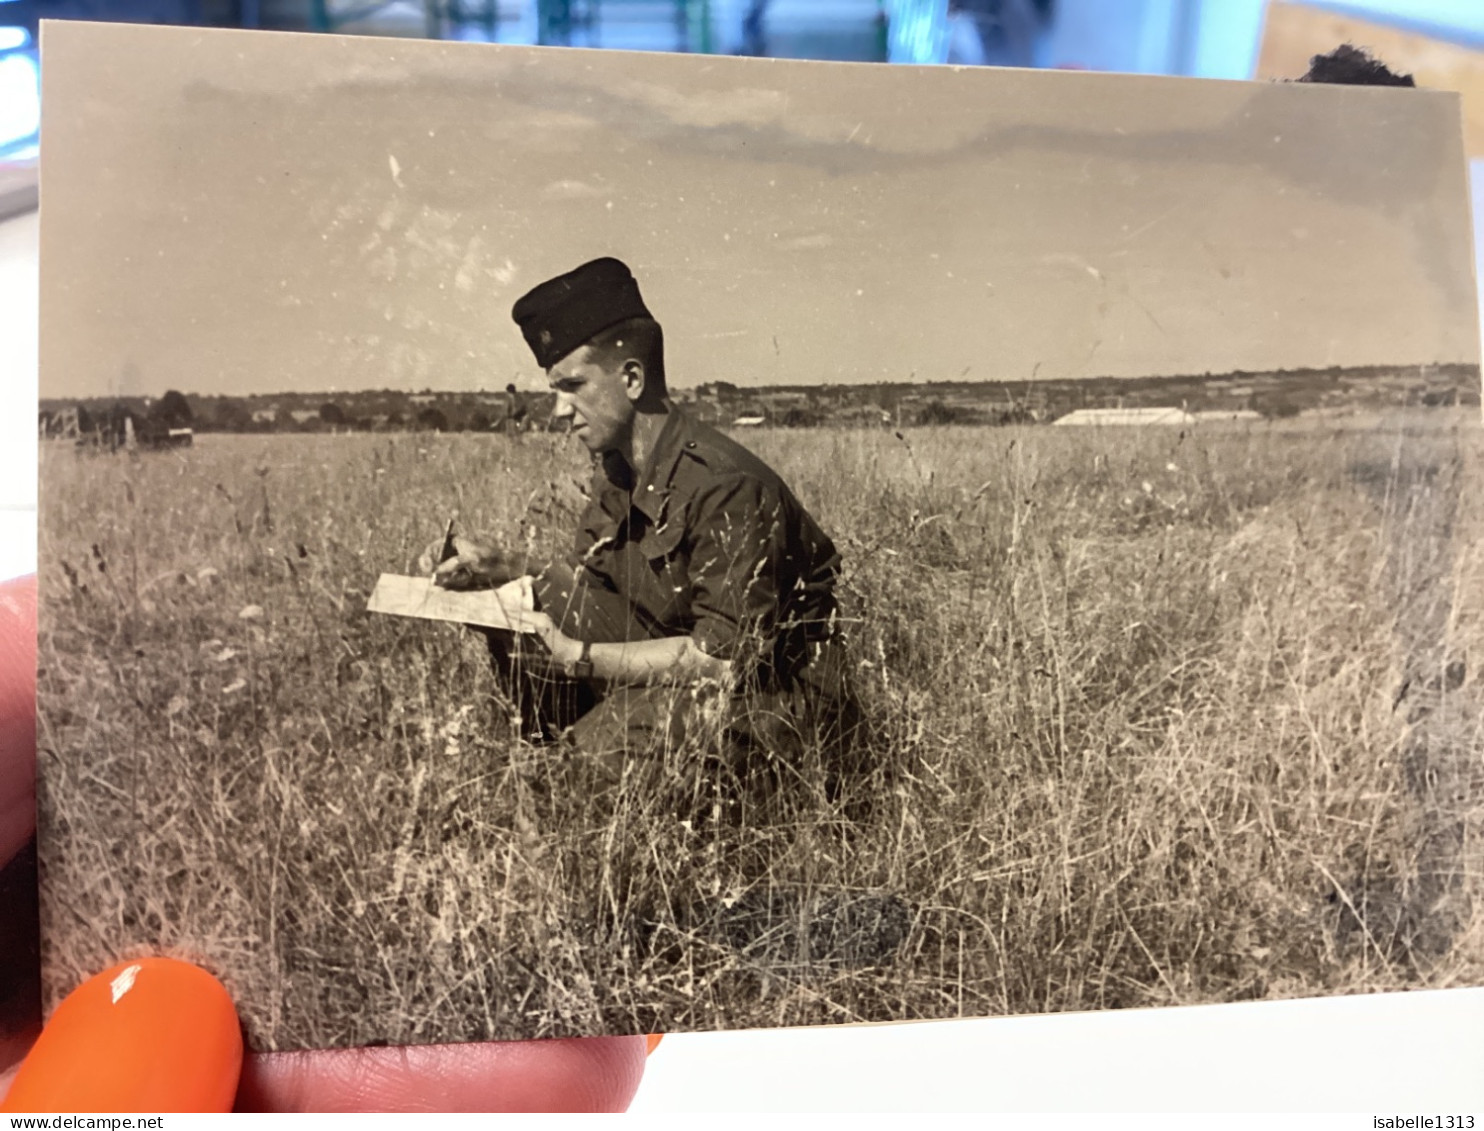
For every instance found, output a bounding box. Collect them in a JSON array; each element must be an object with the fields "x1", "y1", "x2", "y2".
[
  {"x1": 1040, "y1": 252, "x2": 1104, "y2": 280},
  {"x1": 614, "y1": 81, "x2": 792, "y2": 131},
  {"x1": 776, "y1": 232, "x2": 834, "y2": 251},
  {"x1": 542, "y1": 179, "x2": 603, "y2": 200}
]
